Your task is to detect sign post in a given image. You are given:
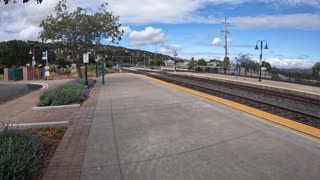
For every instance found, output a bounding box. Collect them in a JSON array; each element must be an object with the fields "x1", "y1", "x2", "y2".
[
  {"x1": 32, "y1": 55, "x2": 35, "y2": 80},
  {"x1": 102, "y1": 55, "x2": 105, "y2": 85},
  {"x1": 83, "y1": 52, "x2": 89, "y2": 86},
  {"x1": 42, "y1": 50, "x2": 49, "y2": 88}
]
